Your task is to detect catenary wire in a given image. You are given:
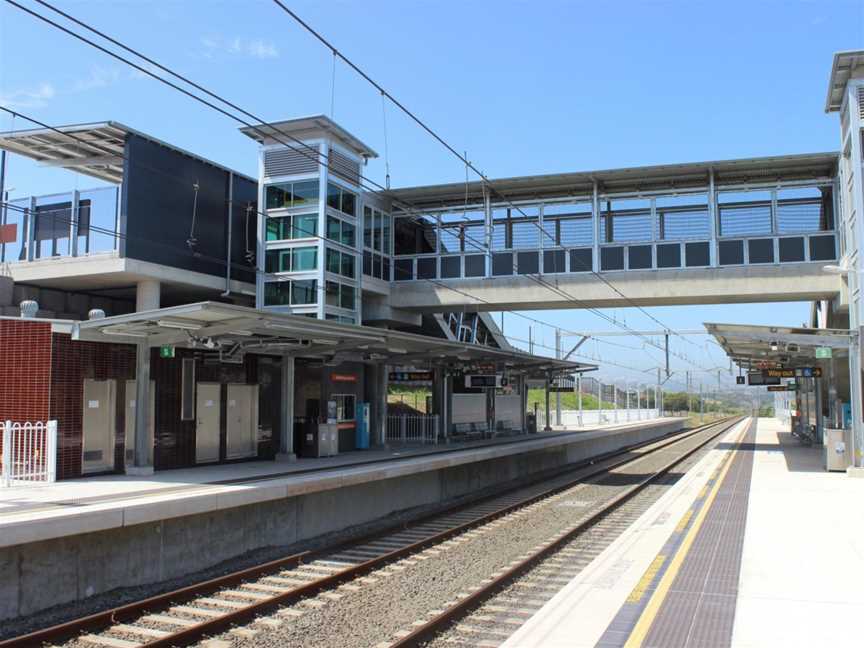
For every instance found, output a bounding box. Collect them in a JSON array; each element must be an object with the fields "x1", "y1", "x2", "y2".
[
  {"x1": 11, "y1": 0, "x2": 714, "y2": 370},
  {"x1": 269, "y1": 0, "x2": 704, "y2": 353}
]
